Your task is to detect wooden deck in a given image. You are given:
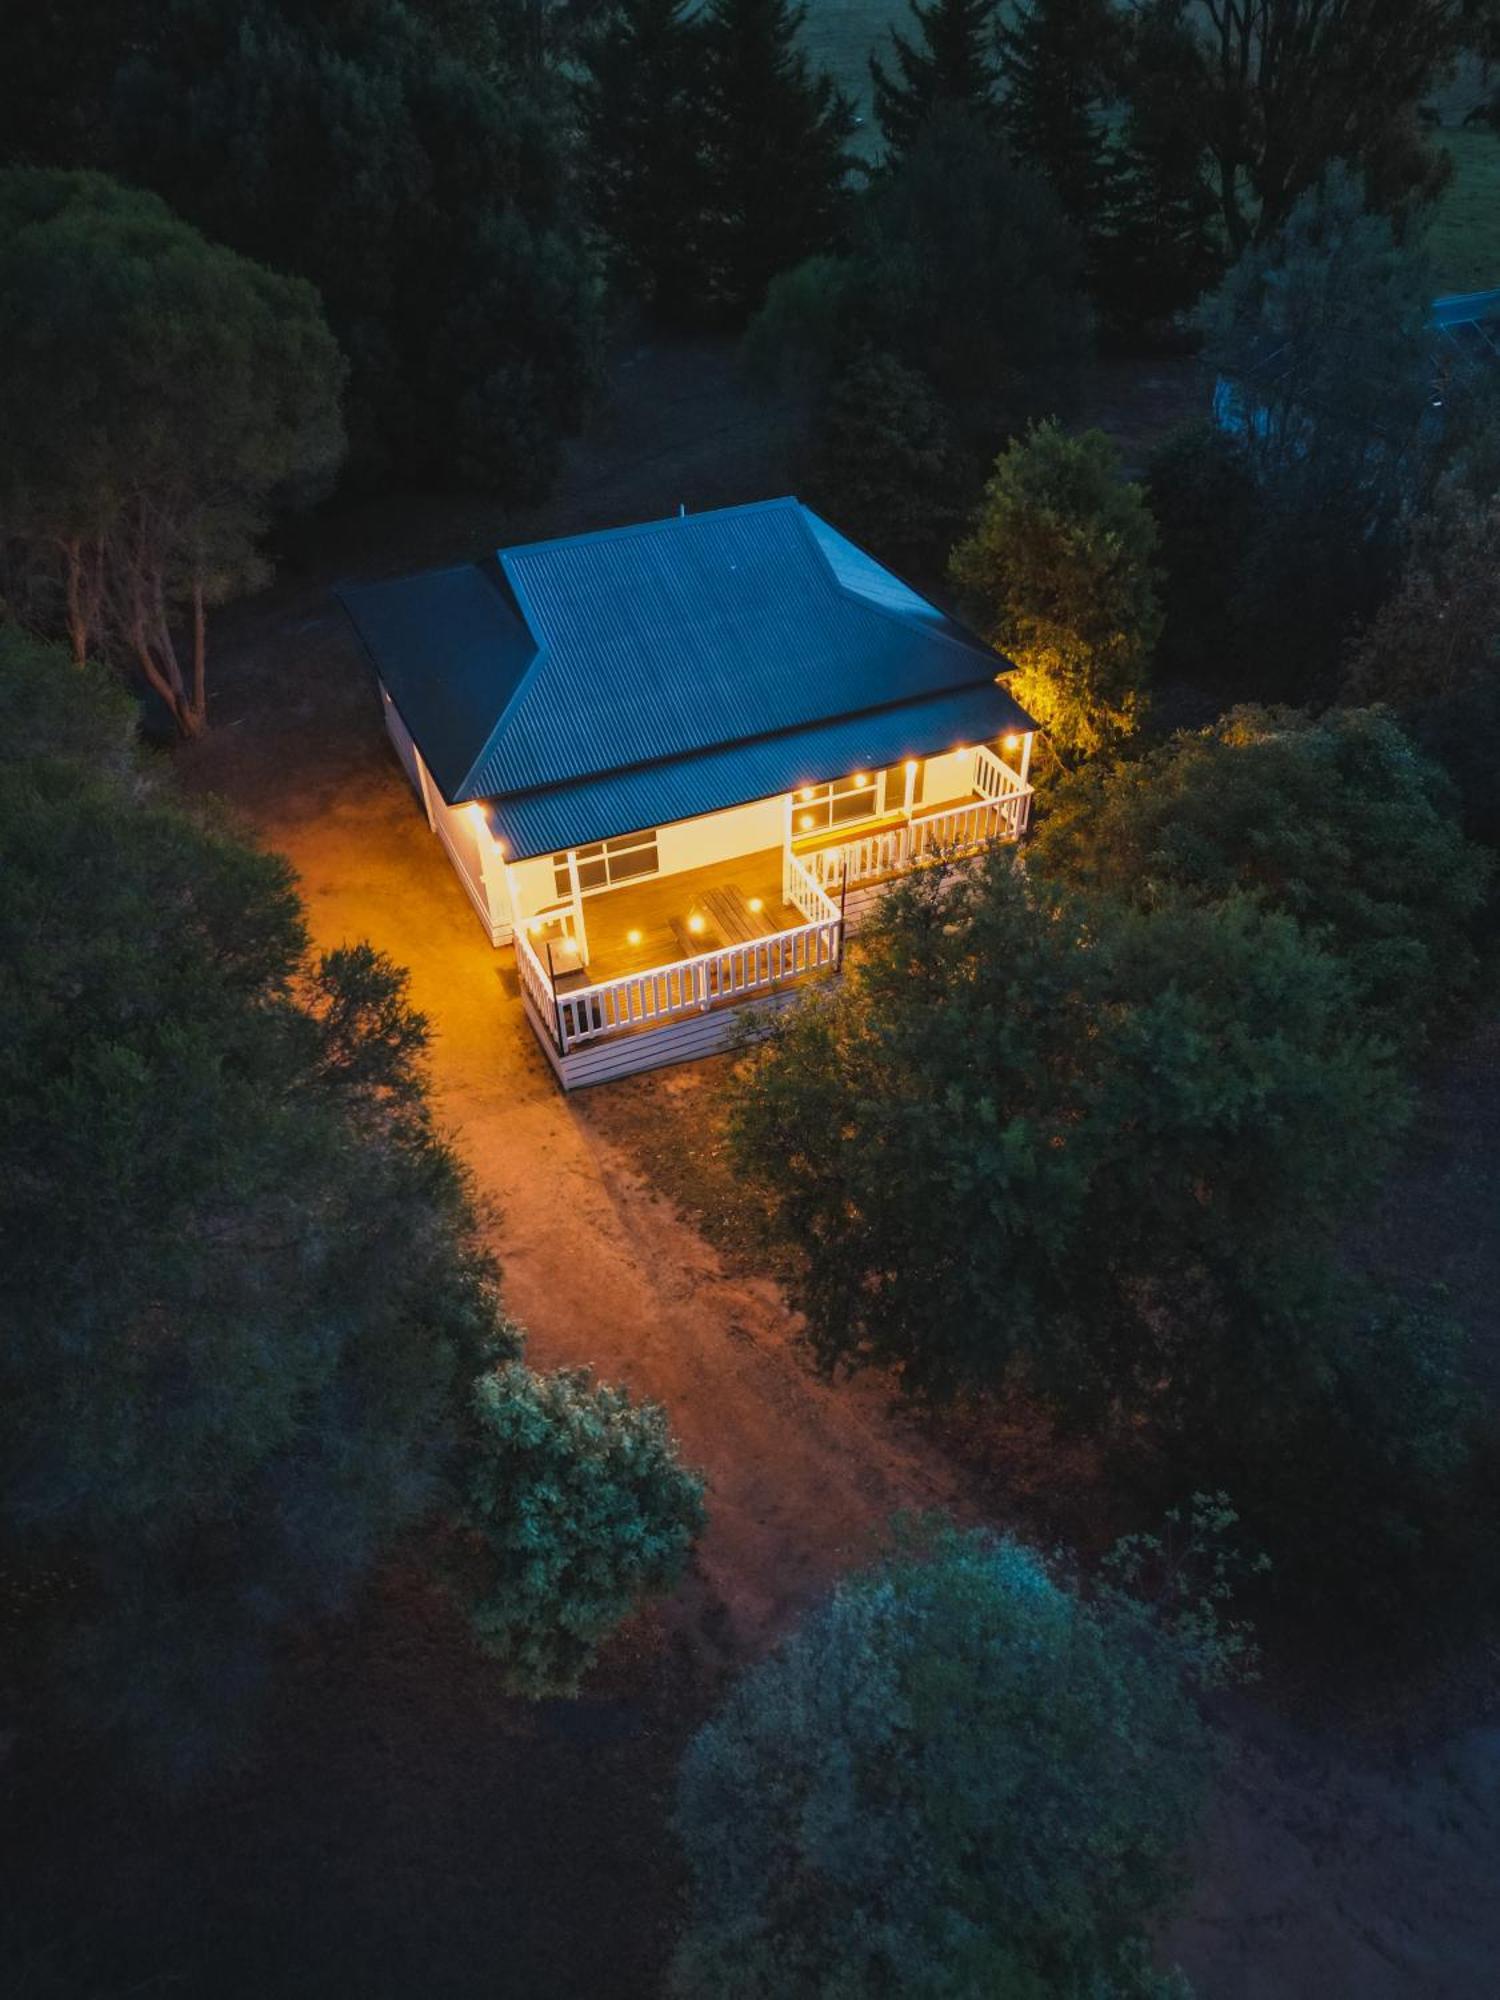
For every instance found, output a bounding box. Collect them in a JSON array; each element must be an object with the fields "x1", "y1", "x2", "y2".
[{"x1": 550, "y1": 848, "x2": 804, "y2": 989}]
